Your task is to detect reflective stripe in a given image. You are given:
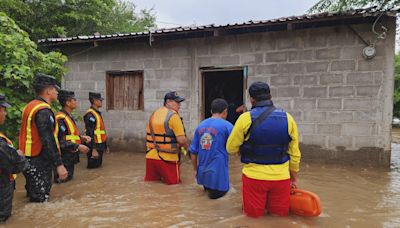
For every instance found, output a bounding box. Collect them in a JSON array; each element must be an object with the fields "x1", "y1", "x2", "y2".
[
  {"x1": 25, "y1": 103, "x2": 51, "y2": 156},
  {"x1": 64, "y1": 116, "x2": 77, "y2": 142},
  {"x1": 56, "y1": 112, "x2": 81, "y2": 144},
  {"x1": 55, "y1": 114, "x2": 65, "y2": 119},
  {"x1": 66, "y1": 135, "x2": 80, "y2": 141},
  {"x1": 0, "y1": 132, "x2": 12, "y2": 145},
  {"x1": 53, "y1": 114, "x2": 61, "y2": 154},
  {"x1": 92, "y1": 109, "x2": 103, "y2": 143},
  {"x1": 95, "y1": 129, "x2": 106, "y2": 134}
]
